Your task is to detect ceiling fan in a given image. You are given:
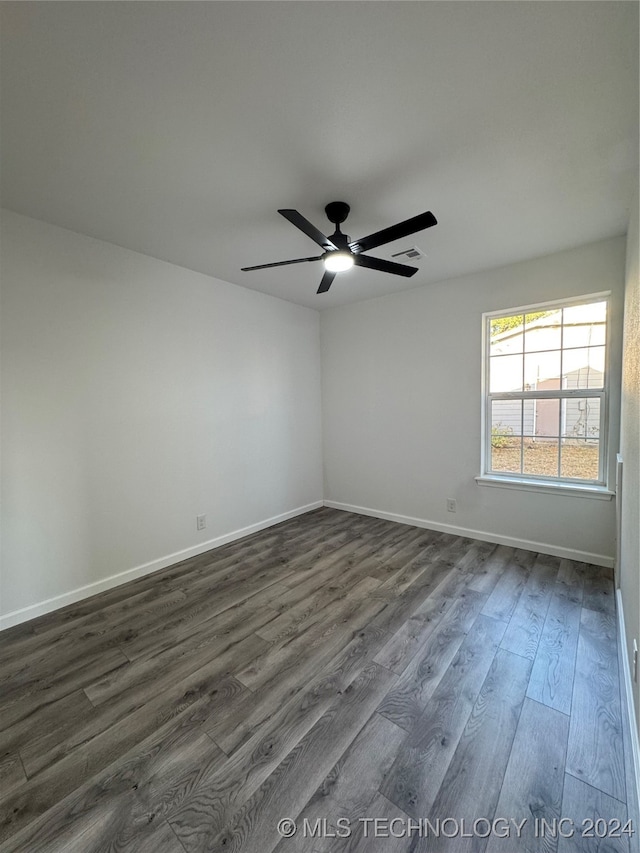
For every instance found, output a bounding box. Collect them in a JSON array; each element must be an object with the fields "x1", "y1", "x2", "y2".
[{"x1": 241, "y1": 202, "x2": 438, "y2": 294}]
